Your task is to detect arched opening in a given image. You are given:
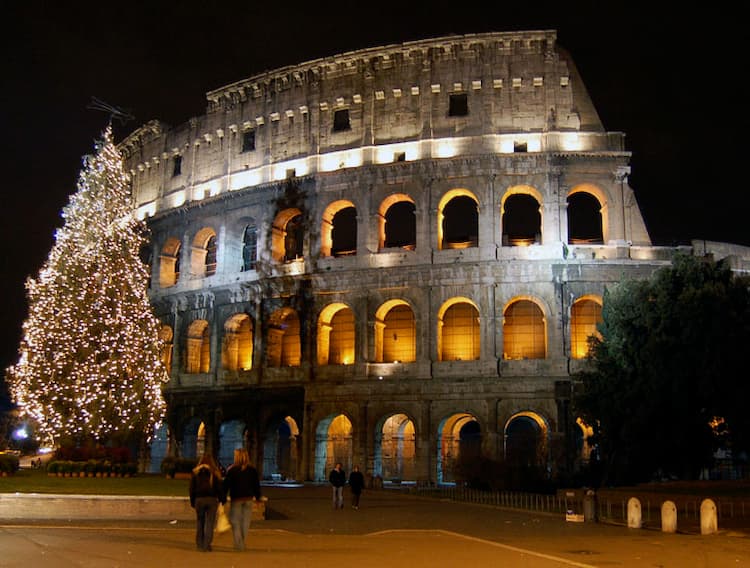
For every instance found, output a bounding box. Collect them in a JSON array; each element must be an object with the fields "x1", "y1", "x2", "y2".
[
  {"x1": 504, "y1": 412, "x2": 548, "y2": 470},
  {"x1": 314, "y1": 414, "x2": 353, "y2": 481},
  {"x1": 567, "y1": 192, "x2": 603, "y2": 244},
  {"x1": 148, "y1": 423, "x2": 170, "y2": 473},
  {"x1": 182, "y1": 418, "x2": 205, "y2": 460},
  {"x1": 222, "y1": 313, "x2": 254, "y2": 371},
  {"x1": 321, "y1": 201, "x2": 356, "y2": 257},
  {"x1": 438, "y1": 191, "x2": 478, "y2": 250},
  {"x1": 159, "y1": 325, "x2": 173, "y2": 376},
  {"x1": 241, "y1": 223, "x2": 258, "y2": 271},
  {"x1": 267, "y1": 308, "x2": 301, "y2": 367},
  {"x1": 159, "y1": 237, "x2": 181, "y2": 288},
  {"x1": 437, "y1": 413, "x2": 481, "y2": 484},
  {"x1": 218, "y1": 420, "x2": 246, "y2": 470},
  {"x1": 379, "y1": 195, "x2": 416, "y2": 250},
  {"x1": 186, "y1": 320, "x2": 211, "y2": 373},
  {"x1": 570, "y1": 296, "x2": 603, "y2": 359},
  {"x1": 317, "y1": 303, "x2": 355, "y2": 366},
  {"x1": 374, "y1": 300, "x2": 416, "y2": 363},
  {"x1": 263, "y1": 416, "x2": 300, "y2": 481},
  {"x1": 374, "y1": 413, "x2": 416, "y2": 483},
  {"x1": 503, "y1": 299, "x2": 546, "y2": 360},
  {"x1": 272, "y1": 208, "x2": 304, "y2": 262},
  {"x1": 438, "y1": 298, "x2": 480, "y2": 361},
  {"x1": 502, "y1": 193, "x2": 541, "y2": 246},
  {"x1": 191, "y1": 227, "x2": 218, "y2": 277}
]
